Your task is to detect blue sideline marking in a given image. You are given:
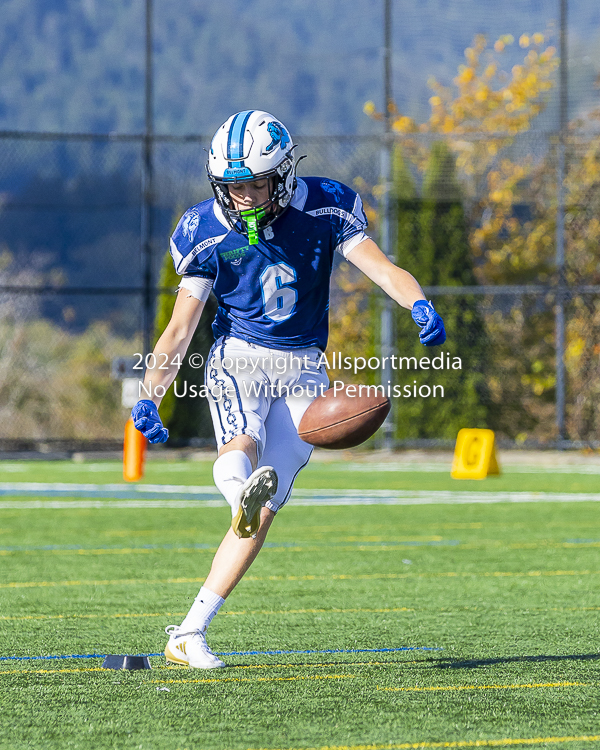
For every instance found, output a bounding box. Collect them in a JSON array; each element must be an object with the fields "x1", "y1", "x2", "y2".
[
  {"x1": 0, "y1": 646, "x2": 441, "y2": 663},
  {"x1": 218, "y1": 646, "x2": 442, "y2": 656}
]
